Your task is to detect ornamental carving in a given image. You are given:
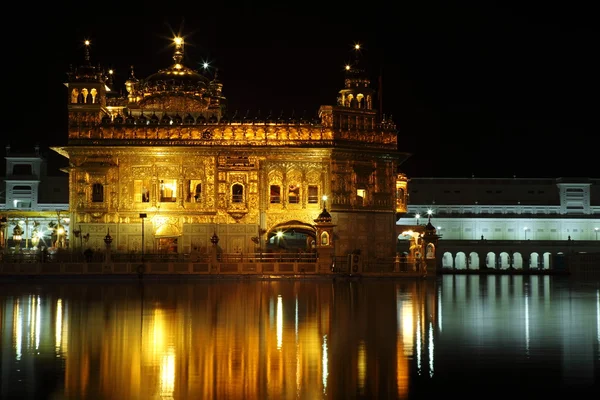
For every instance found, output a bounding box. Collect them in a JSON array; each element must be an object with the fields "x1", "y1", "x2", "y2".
[{"x1": 138, "y1": 95, "x2": 209, "y2": 112}]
